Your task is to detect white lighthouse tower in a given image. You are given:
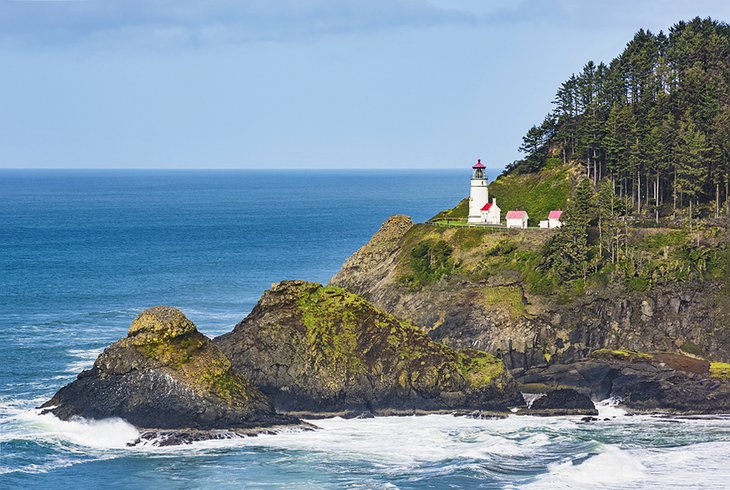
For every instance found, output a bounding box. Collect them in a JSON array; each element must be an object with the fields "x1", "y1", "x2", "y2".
[{"x1": 467, "y1": 159, "x2": 489, "y2": 223}]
